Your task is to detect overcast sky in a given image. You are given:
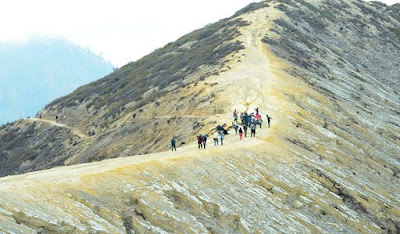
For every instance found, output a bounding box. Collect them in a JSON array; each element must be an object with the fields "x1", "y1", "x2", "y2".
[{"x1": 0, "y1": 0, "x2": 398, "y2": 67}]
